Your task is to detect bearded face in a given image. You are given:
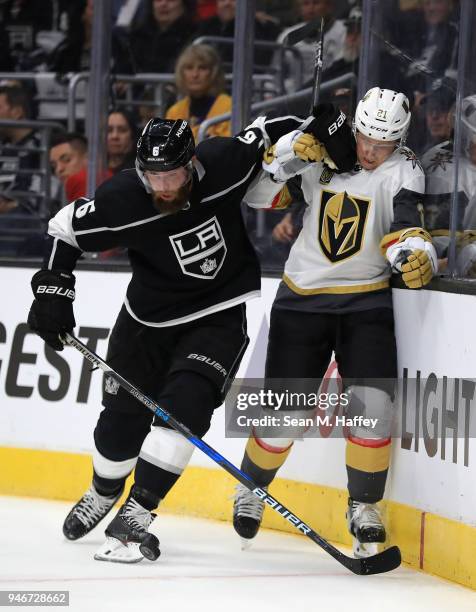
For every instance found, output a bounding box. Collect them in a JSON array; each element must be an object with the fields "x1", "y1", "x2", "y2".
[{"x1": 152, "y1": 181, "x2": 193, "y2": 214}]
